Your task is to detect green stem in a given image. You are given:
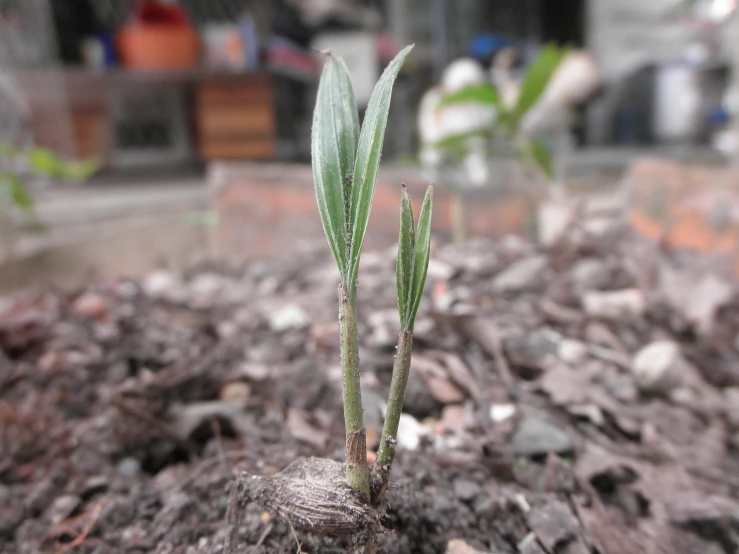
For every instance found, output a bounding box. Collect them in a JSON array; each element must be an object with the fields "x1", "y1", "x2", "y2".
[
  {"x1": 370, "y1": 330, "x2": 413, "y2": 504},
  {"x1": 450, "y1": 190, "x2": 465, "y2": 245},
  {"x1": 338, "y1": 283, "x2": 369, "y2": 499}
]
